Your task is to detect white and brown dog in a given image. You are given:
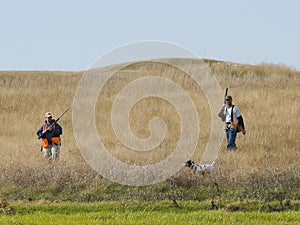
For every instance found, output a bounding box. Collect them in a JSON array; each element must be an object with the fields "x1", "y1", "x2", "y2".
[{"x1": 184, "y1": 158, "x2": 217, "y2": 176}]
